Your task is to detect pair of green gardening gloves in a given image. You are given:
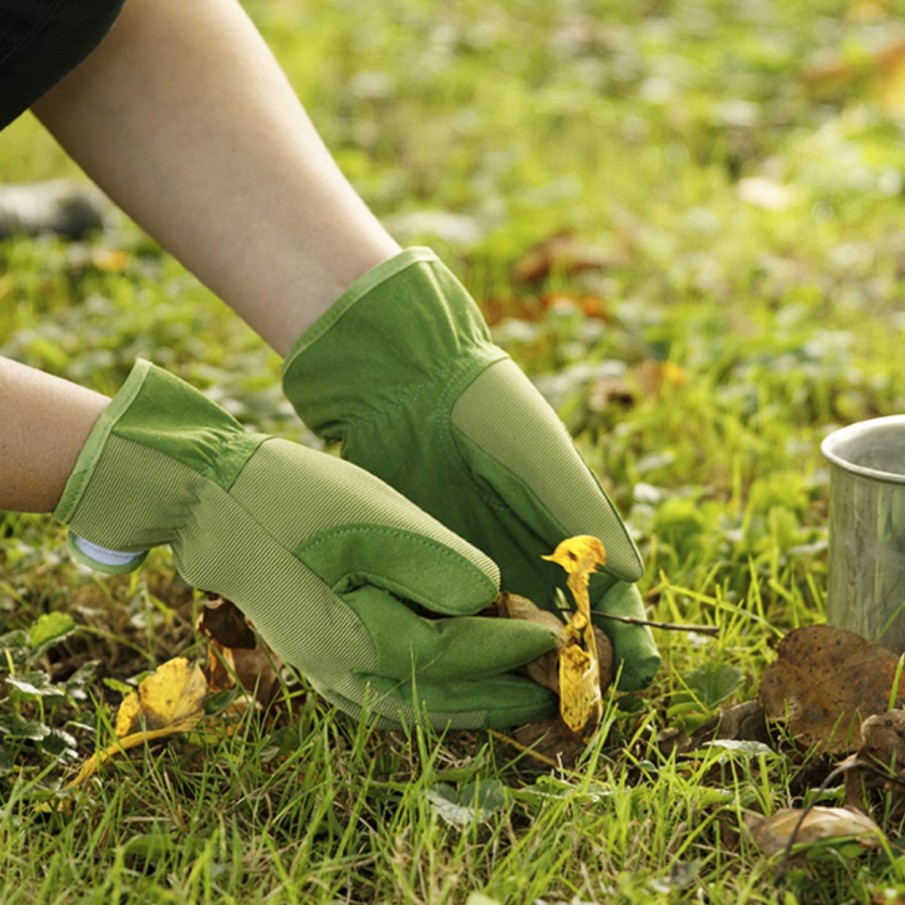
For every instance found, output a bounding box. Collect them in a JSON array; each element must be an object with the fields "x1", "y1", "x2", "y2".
[{"x1": 55, "y1": 248, "x2": 660, "y2": 729}]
